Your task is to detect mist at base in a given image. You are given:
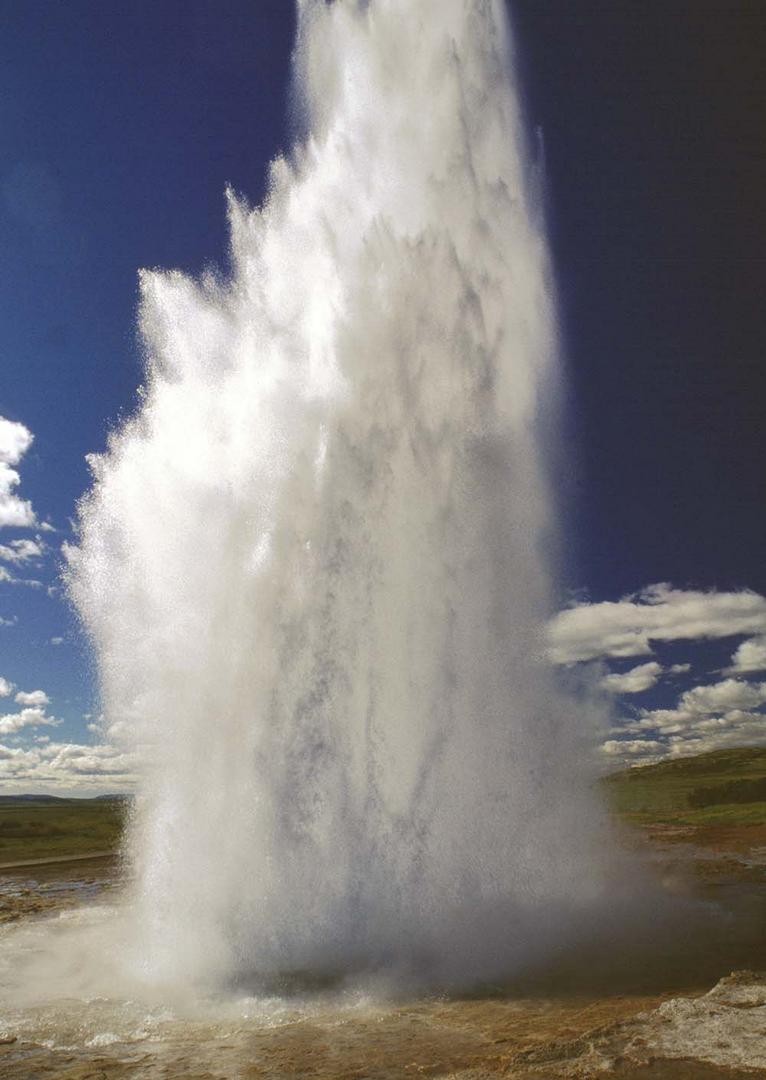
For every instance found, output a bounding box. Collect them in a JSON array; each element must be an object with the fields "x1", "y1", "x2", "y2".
[{"x1": 55, "y1": 0, "x2": 638, "y2": 999}]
